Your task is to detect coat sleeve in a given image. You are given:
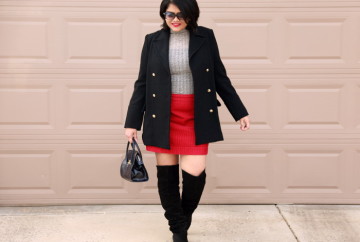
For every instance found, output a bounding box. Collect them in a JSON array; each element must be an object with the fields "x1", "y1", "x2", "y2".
[
  {"x1": 124, "y1": 34, "x2": 150, "y2": 130},
  {"x1": 209, "y1": 29, "x2": 249, "y2": 121}
]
